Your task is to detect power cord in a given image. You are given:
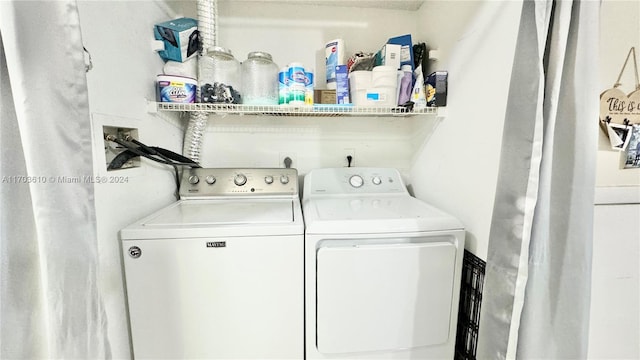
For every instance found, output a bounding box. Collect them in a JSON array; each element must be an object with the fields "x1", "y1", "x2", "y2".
[
  {"x1": 105, "y1": 134, "x2": 201, "y2": 199},
  {"x1": 127, "y1": 137, "x2": 184, "y2": 199}
]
